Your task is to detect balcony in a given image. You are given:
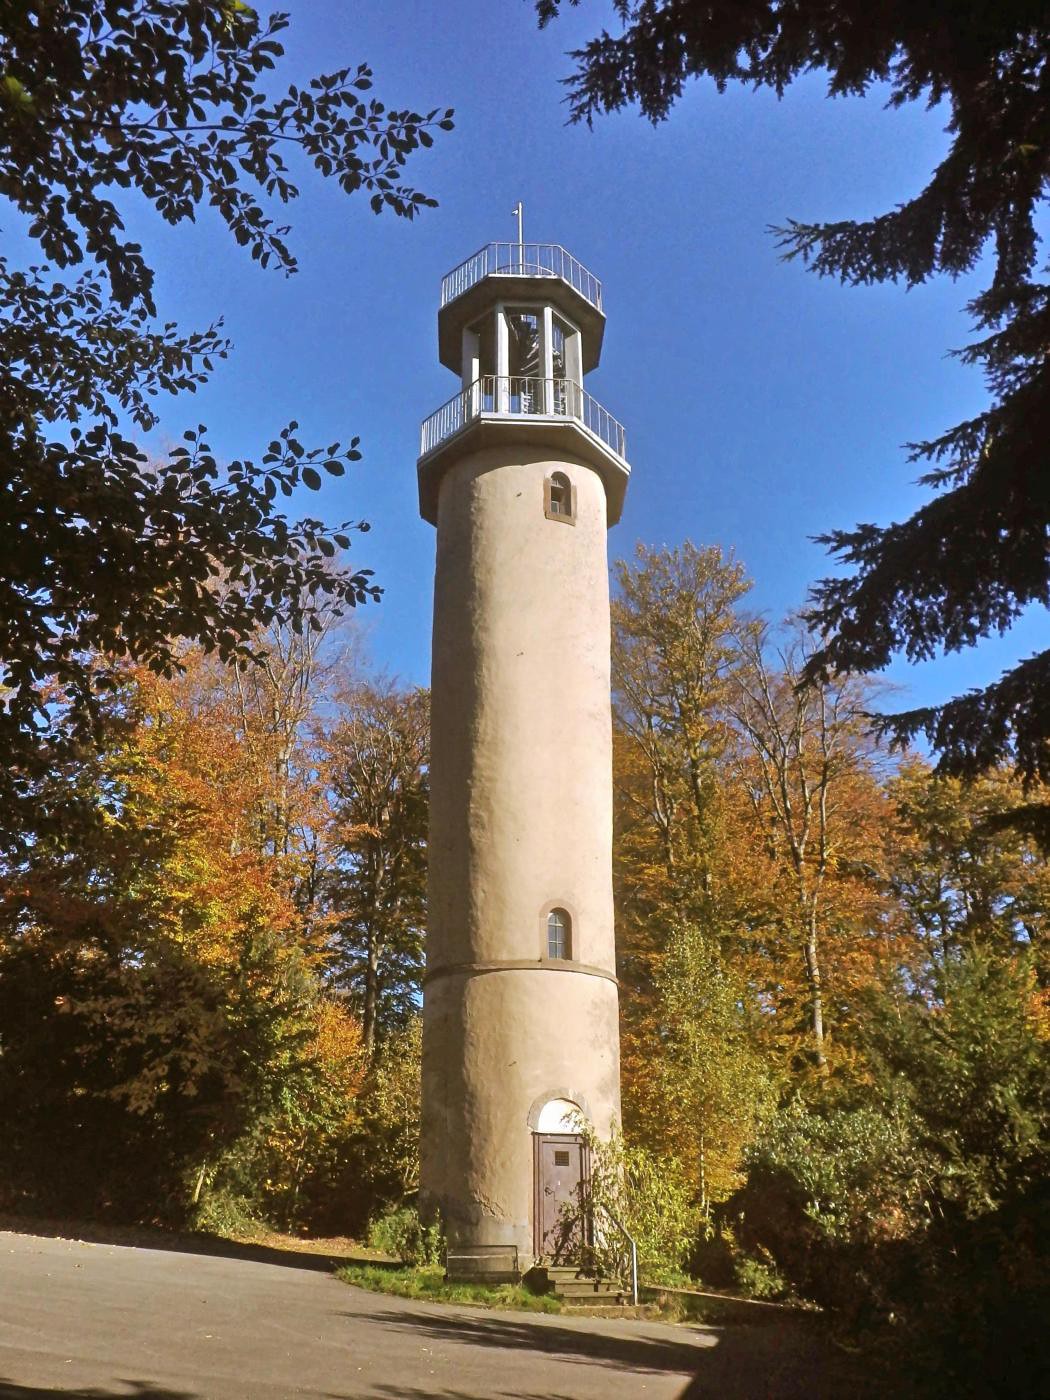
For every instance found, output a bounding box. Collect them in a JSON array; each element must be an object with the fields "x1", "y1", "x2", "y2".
[
  {"x1": 441, "y1": 243, "x2": 603, "y2": 313},
  {"x1": 417, "y1": 375, "x2": 630, "y2": 527},
  {"x1": 421, "y1": 376, "x2": 625, "y2": 460}
]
